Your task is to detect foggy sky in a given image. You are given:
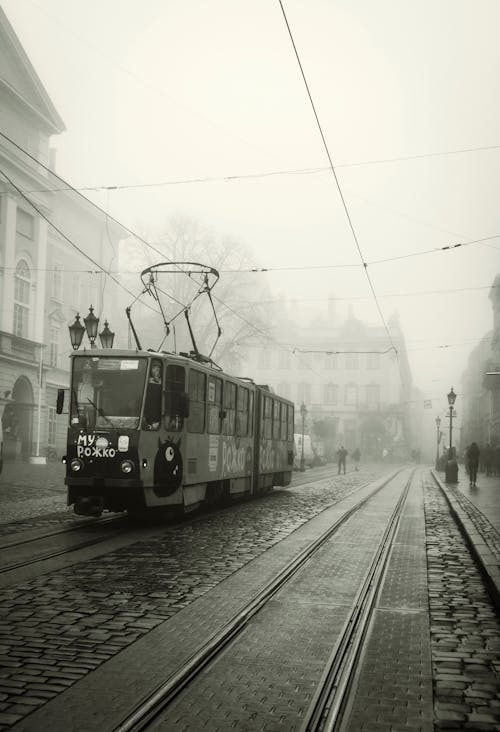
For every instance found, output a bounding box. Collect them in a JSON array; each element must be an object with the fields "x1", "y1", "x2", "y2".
[{"x1": 2, "y1": 0, "x2": 499, "y2": 422}]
